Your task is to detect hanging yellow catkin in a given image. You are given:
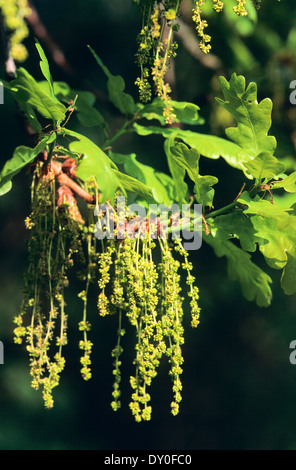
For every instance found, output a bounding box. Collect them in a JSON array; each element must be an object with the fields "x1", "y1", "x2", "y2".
[
  {"x1": 192, "y1": 0, "x2": 250, "y2": 54},
  {"x1": 0, "y1": 0, "x2": 31, "y2": 62}
]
